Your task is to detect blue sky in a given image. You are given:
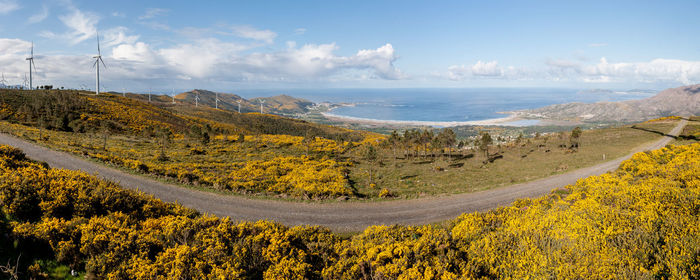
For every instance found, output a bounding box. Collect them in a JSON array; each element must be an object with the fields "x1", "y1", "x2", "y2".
[{"x1": 0, "y1": 0, "x2": 698, "y2": 92}]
